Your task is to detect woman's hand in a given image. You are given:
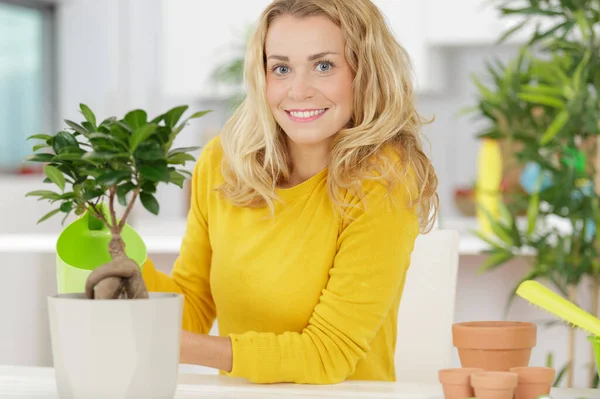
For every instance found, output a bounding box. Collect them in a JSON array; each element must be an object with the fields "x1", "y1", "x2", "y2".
[{"x1": 180, "y1": 330, "x2": 233, "y2": 373}]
